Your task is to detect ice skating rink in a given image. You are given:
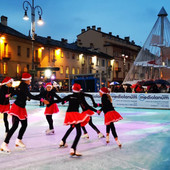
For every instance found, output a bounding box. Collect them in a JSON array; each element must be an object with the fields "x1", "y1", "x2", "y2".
[{"x1": 0, "y1": 105, "x2": 170, "y2": 170}]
